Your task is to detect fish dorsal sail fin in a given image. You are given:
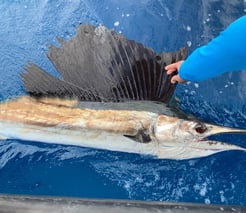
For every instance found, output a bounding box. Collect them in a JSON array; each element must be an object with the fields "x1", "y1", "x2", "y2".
[{"x1": 22, "y1": 24, "x2": 188, "y2": 103}]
